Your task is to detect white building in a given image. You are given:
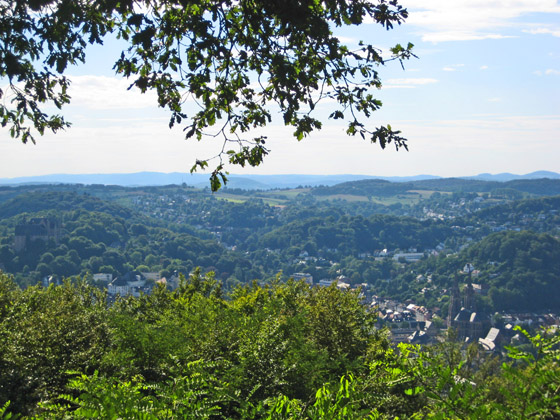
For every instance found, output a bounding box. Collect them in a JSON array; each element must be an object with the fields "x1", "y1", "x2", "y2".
[
  {"x1": 93, "y1": 273, "x2": 113, "y2": 282},
  {"x1": 393, "y1": 252, "x2": 424, "y2": 262},
  {"x1": 292, "y1": 272, "x2": 313, "y2": 284}
]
